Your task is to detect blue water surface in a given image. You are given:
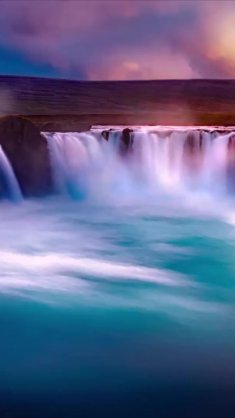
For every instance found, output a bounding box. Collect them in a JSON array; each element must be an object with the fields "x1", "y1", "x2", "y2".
[{"x1": 0, "y1": 195, "x2": 235, "y2": 417}]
